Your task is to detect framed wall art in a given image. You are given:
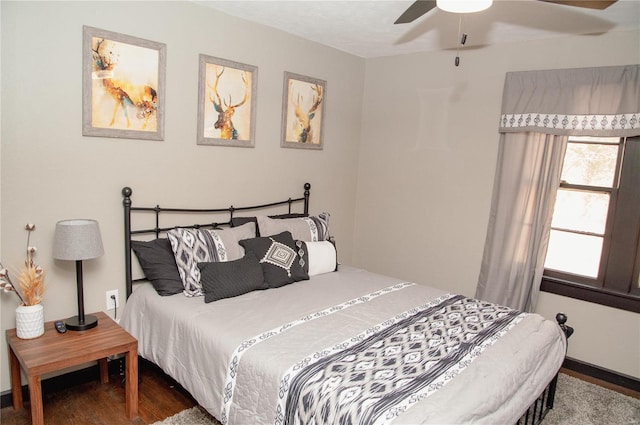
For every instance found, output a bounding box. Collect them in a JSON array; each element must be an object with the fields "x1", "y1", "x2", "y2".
[
  {"x1": 197, "y1": 54, "x2": 258, "y2": 148},
  {"x1": 82, "y1": 26, "x2": 166, "y2": 140},
  {"x1": 281, "y1": 72, "x2": 326, "y2": 150}
]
